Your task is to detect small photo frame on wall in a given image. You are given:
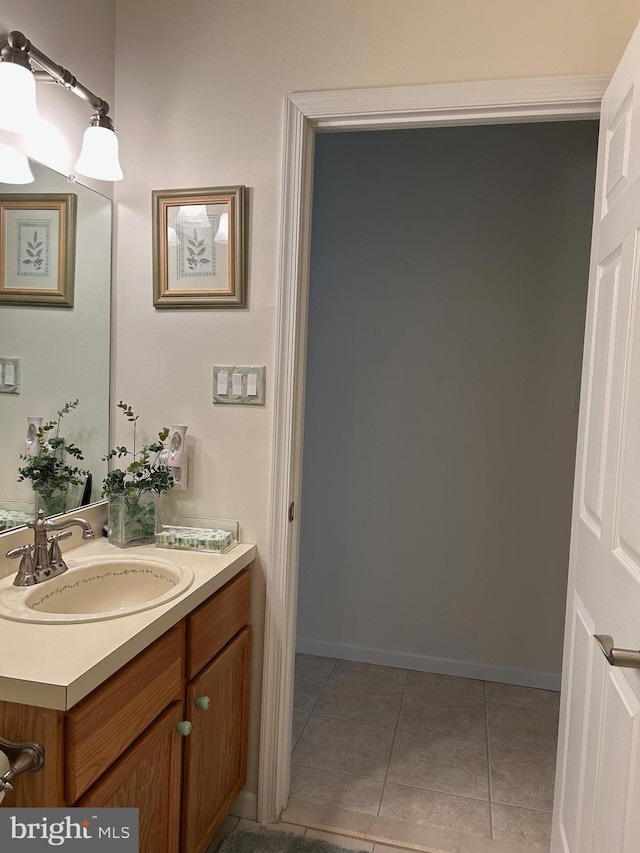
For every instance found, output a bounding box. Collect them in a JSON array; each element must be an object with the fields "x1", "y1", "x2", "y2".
[
  {"x1": 152, "y1": 185, "x2": 246, "y2": 308},
  {"x1": 0, "y1": 193, "x2": 77, "y2": 307}
]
